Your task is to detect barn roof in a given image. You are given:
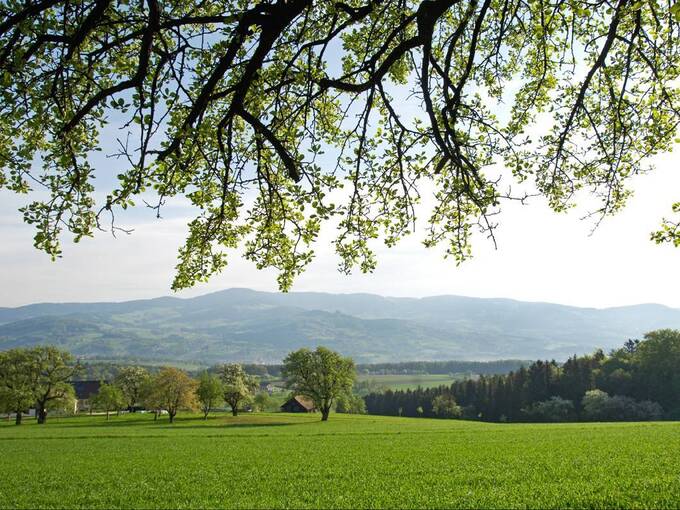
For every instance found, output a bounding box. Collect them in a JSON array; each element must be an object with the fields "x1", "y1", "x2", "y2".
[{"x1": 292, "y1": 395, "x2": 315, "y2": 410}]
